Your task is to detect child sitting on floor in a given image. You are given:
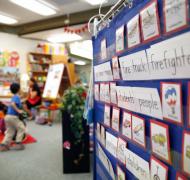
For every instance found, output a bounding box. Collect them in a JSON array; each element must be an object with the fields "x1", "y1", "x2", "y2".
[{"x1": 0, "y1": 83, "x2": 25, "y2": 151}]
